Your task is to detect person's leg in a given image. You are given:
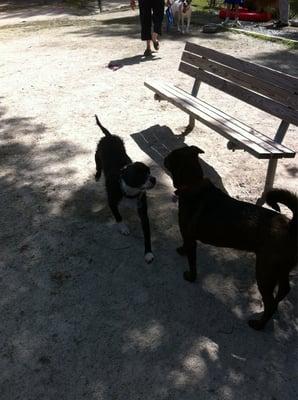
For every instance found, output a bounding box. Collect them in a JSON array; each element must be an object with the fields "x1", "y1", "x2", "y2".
[
  {"x1": 233, "y1": 3, "x2": 241, "y2": 27},
  {"x1": 139, "y1": 0, "x2": 153, "y2": 54},
  {"x1": 152, "y1": 0, "x2": 164, "y2": 49},
  {"x1": 222, "y1": 2, "x2": 232, "y2": 25}
]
